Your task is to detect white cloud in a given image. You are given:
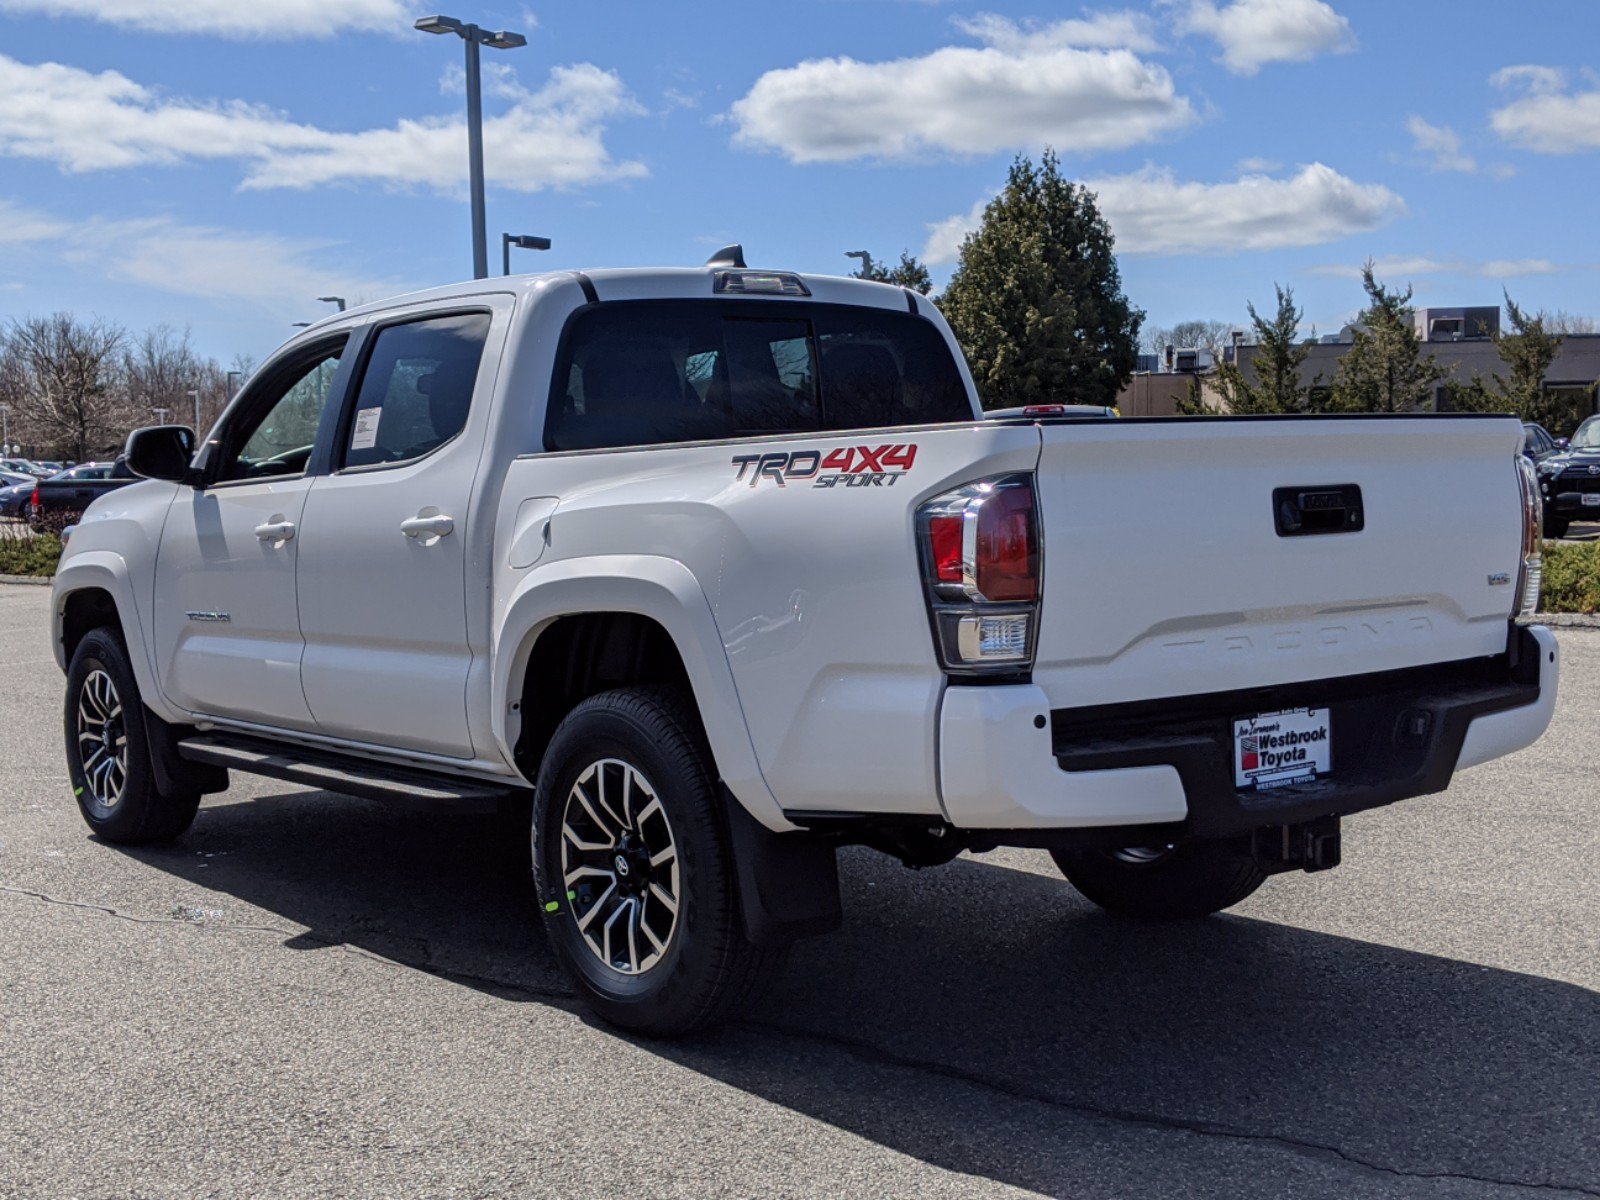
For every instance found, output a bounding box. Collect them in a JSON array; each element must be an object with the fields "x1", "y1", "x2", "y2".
[
  {"x1": 0, "y1": 198, "x2": 68, "y2": 243},
  {"x1": 1406, "y1": 116, "x2": 1477, "y2": 173},
  {"x1": 0, "y1": 0, "x2": 410, "y2": 37},
  {"x1": 0, "y1": 196, "x2": 414, "y2": 317},
  {"x1": 1234, "y1": 155, "x2": 1281, "y2": 173},
  {"x1": 0, "y1": 54, "x2": 646, "y2": 193},
  {"x1": 1311, "y1": 256, "x2": 1562, "y2": 280},
  {"x1": 728, "y1": 23, "x2": 1195, "y2": 163},
  {"x1": 923, "y1": 163, "x2": 1403, "y2": 263},
  {"x1": 924, "y1": 196, "x2": 992, "y2": 265},
  {"x1": 1490, "y1": 66, "x2": 1600, "y2": 154},
  {"x1": 949, "y1": 11, "x2": 1159, "y2": 52},
  {"x1": 1480, "y1": 258, "x2": 1560, "y2": 278},
  {"x1": 1172, "y1": 0, "x2": 1354, "y2": 75}
]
